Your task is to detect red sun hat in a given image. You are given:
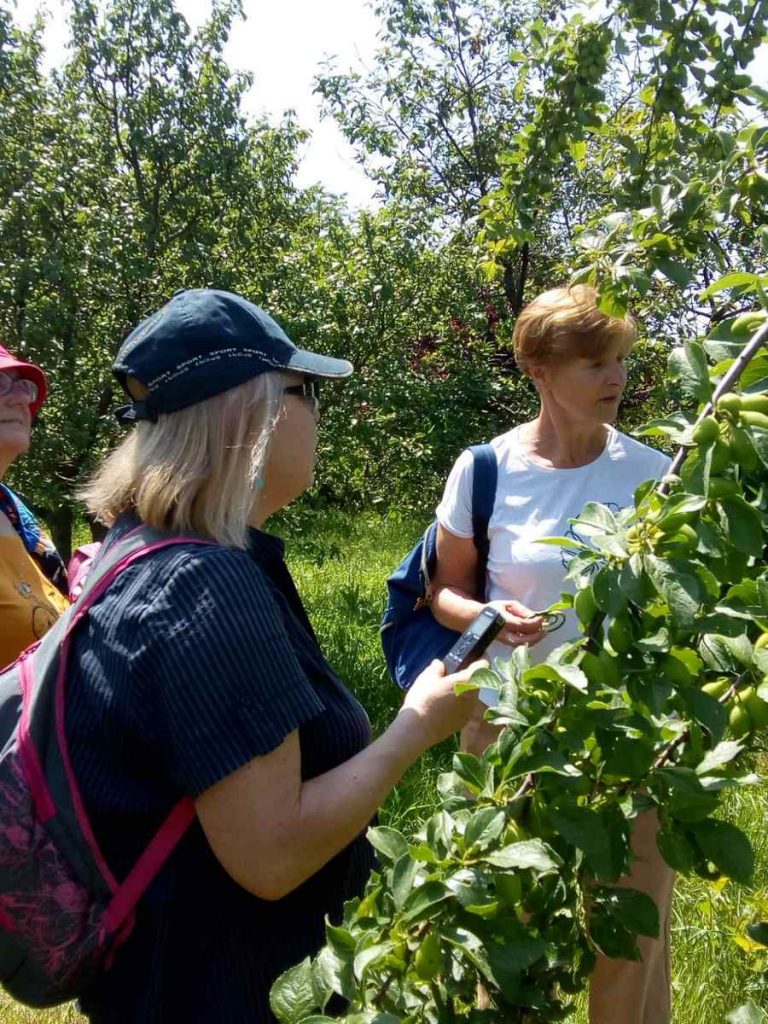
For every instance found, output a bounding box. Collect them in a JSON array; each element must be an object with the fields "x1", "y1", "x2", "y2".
[{"x1": 0, "y1": 344, "x2": 48, "y2": 414}]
